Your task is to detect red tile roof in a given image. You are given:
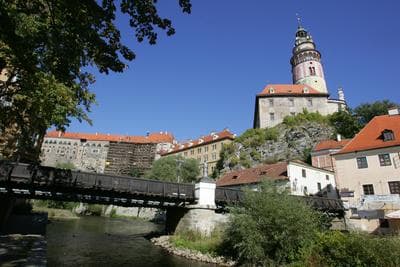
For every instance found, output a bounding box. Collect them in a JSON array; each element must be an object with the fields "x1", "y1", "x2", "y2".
[
  {"x1": 162, "y1": 129, "x2": 235, "y2": 155},
  {"x1": 45, "y1": 130, "x2": 174, "y2": 144},
  {"x1": 336, "y1": 114, "x2": 400, "y2": 155},
  {"x1": 216, "y1": 162, "x2": 288, "y2": 187},
  {"x1": 258, "y1": 84, "x2": 326, "y2": 96},
  {"x1": 313, "y1": 139, "x2": 351, "y2": 152}
]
